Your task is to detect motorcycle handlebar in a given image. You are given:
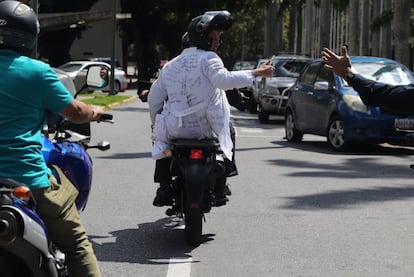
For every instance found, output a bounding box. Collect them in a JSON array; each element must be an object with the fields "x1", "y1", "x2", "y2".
[{"x1": 99, "y1": 113, "x2": 114, "y2": 123}]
